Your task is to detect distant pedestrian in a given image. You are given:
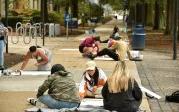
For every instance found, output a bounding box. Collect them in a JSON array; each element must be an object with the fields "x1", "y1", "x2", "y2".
[
  {"x1": 0, "y1": 18, "x2": 7, "y2": 70},
  {"x1": 20, "y1": 46, "x2": 52, "y2": 71},
  {"x1": 27, "y1": 64, "x2": 80, "y2": 109},
  {"x1": 79, "y1": 61, "x2": 107, "y2": 99},
  {"x1": 102, "y1": 61, "x2": 142, "y2": 112},
  {"x1": 79, "y1": 35, "x2": 100, "y2": 59}
]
